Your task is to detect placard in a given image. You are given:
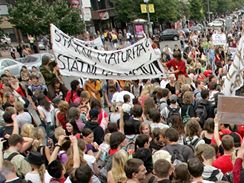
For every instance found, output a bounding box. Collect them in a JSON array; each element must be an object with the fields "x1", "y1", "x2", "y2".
[{"x1": 217, "y1": 95, "x2": 244, "y2": 124}]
